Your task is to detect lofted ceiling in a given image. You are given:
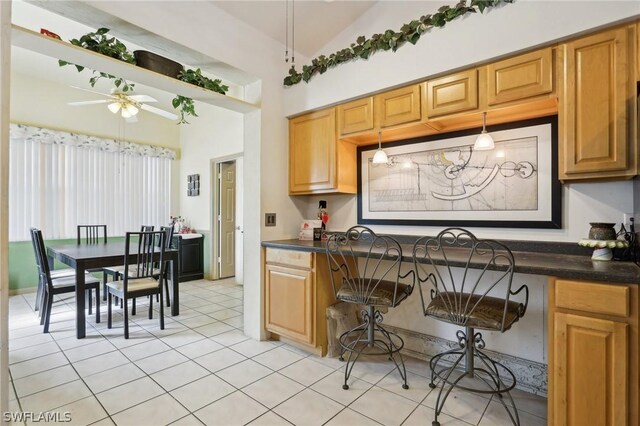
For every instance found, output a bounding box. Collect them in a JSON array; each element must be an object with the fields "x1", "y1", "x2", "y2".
[{"x1": 212, "y1": 0, "x2": 378, "y2": 58}]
